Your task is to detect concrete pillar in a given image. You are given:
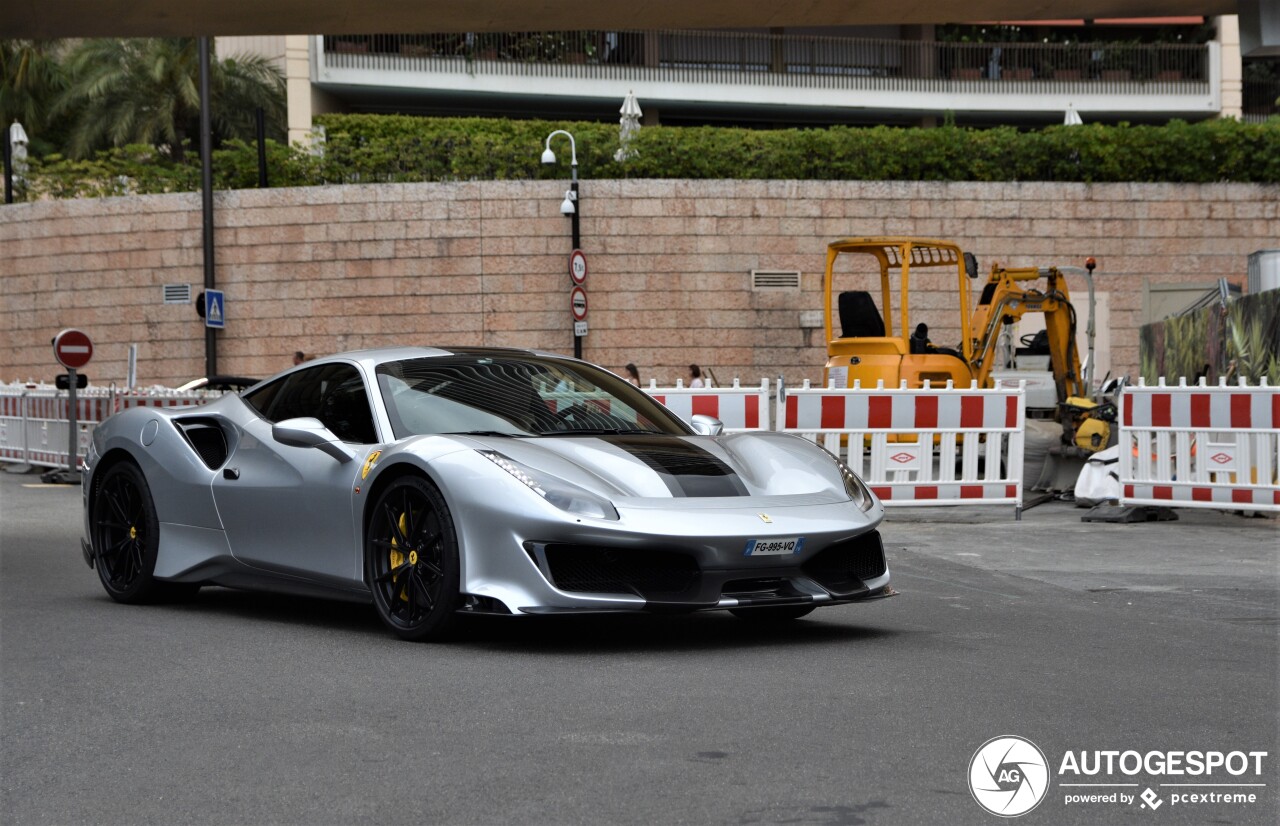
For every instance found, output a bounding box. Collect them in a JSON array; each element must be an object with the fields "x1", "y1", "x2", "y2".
[
  {"x1": 285, "y1": 35, "x2": 314, "y2": 145},
  {"x1": 1218, "y1": 15, "x2": 1243, "y2": 119}
]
